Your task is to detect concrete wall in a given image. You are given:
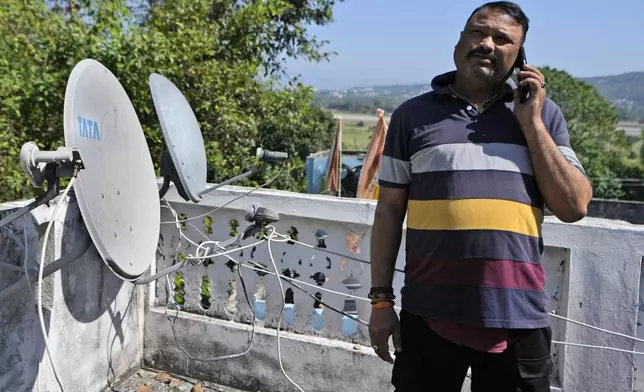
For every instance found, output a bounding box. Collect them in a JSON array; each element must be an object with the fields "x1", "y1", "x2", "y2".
[
  {"x1": 0, "y1": 194, "x2": 144, "y2": 392},
  {"x1": 145, "y1": 185, "x2": 644, "y2": 392}
]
